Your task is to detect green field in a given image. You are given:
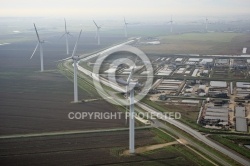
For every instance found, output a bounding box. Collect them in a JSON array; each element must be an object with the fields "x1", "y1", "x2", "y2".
[
  {"x1": 139, "y1": 32, "x2": 250, "y2": 55},
  {"x1": 160, "y1": 32, "x2": 241, "y2": 43},
  {"x1": 209, "y1": 135, "x2": 250, "y2": 159}
]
